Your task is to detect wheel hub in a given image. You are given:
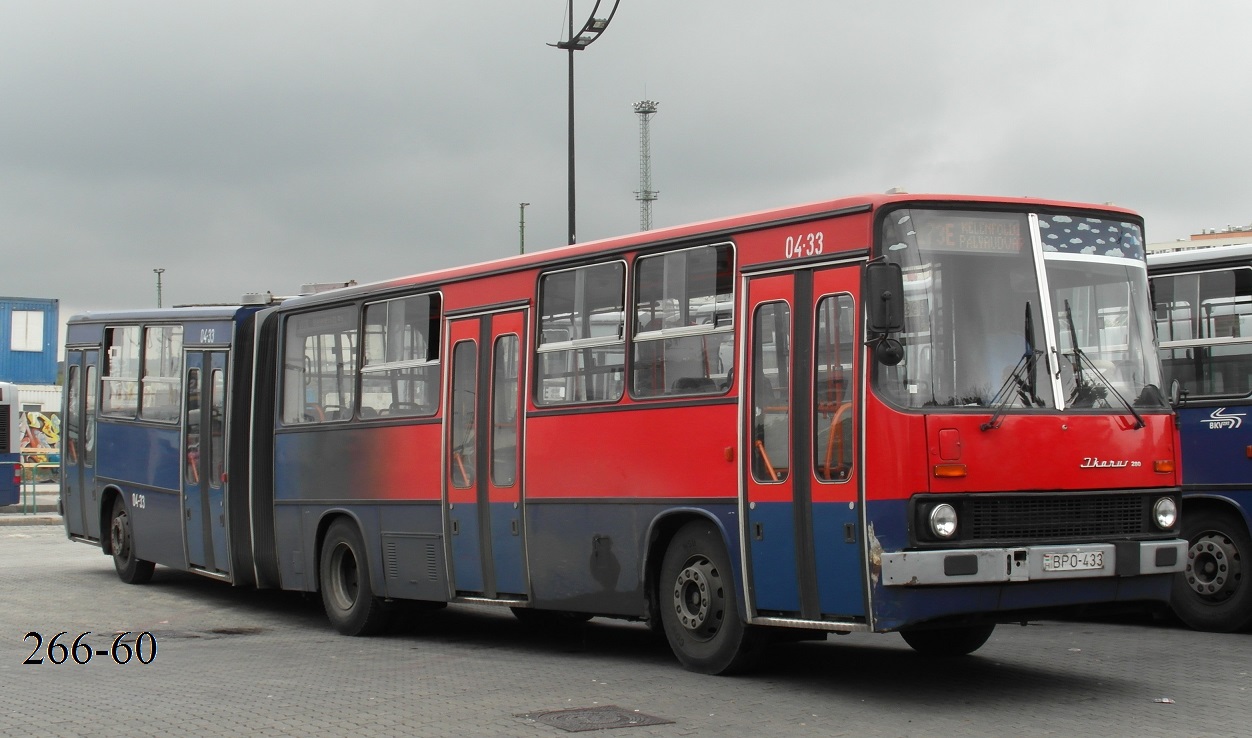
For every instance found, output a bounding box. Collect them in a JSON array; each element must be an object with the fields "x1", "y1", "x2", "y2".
[
  {"x1": 672, "y1": 556, "x2": 723, "y2": 640},
  {"x1": 1185, "y1": 532, "x2": 1242, "y2": 600},
  {"x1": 328, "y1": 543, "x2": 360, "y2": 611},
  {"x1": 110, "y1": 513, "x2": 129, "y2": 558}
]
